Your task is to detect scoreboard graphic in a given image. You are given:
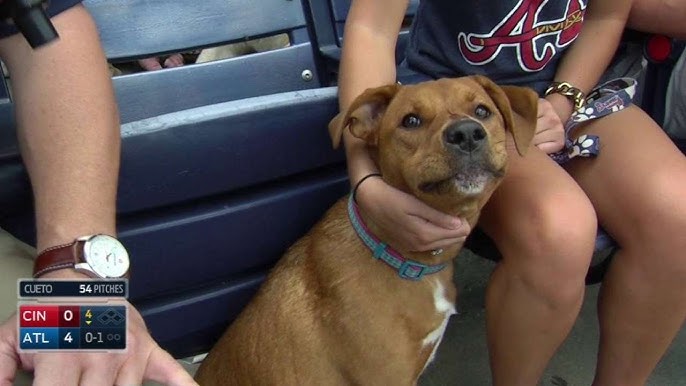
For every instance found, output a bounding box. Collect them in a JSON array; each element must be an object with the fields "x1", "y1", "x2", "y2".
[{"x1": 17, "y1": 279, "x2": 128, "y2": 352}]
